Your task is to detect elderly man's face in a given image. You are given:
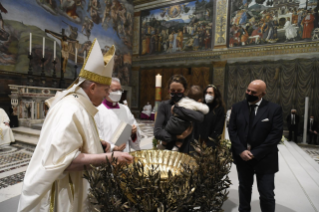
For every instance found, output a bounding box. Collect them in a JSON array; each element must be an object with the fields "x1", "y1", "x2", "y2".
[
  {"x1": 106, "y1": 81, "x2": 122, "y2": 102},
  {"x1": 90, "y1": 83, "x2": 110, "y2": 106}
]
